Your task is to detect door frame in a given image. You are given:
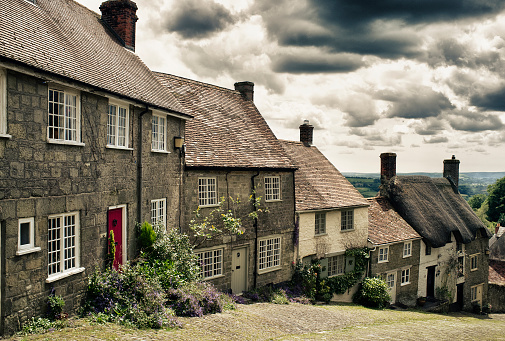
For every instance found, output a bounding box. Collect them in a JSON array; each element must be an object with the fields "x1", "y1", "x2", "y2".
[
  {"x1": 231, "y1": 246, "x2": 248, "y2": 294},
  {"x1": 386, "y1": 270, "x2": 397, "y2": 304},
  {"x1": 108, "y1": 205, "x2": 127, "y2": 265}
]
